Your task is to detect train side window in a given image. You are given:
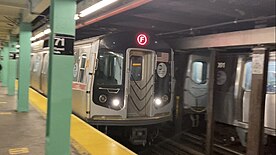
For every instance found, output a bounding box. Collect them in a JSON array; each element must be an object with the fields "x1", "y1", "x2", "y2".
[
  {"x1": 30, "y1": 55, "x2": 34, "y2": 71},
  {"x1": 267, "y1": 61, "x2": 276, "y2": 93},
  {"x1": 243, "y1": 61, "x2": 252, "y2": 91},
  {"x1": 130, "y1": 56, "x2": 143, "y2": 81},
  {"x1": 243, "y1": 60, "x2": 276, "y2": 93},
  {"x1": 33, "y1": 55, "x2": 41, "y2": 72},
  {"x1": 78, "y1": 54, "x2": 87, "y2": 83},
  {"x1": 191, "y1": 61, "x2": 207, "y2": 84},
  {"x1": 41, "y1": 53, "x2": 48, "y2": 74}
]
